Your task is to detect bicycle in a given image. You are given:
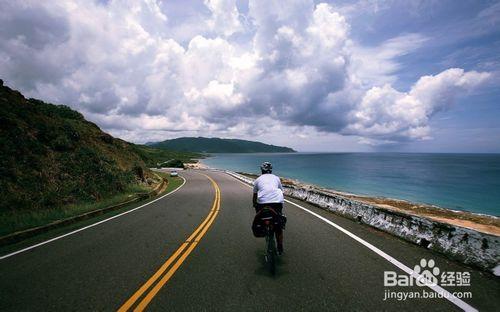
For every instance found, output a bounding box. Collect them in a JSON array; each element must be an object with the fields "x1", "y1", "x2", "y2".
[{"x1": 254, "y1": 207, "x2": 281, "y2": 275}]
